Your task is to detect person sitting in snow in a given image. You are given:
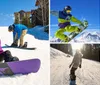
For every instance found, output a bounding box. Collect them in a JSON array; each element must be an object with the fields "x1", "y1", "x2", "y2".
[
  {"x1": 51, "y1": 5, "x2": 88, "y2": 42},
  {"x1": 0, "y1": 40, "x2": 19, "y2": 62},
  {"x1": 8, "y1": 24, "x2": 28, "y2": 48},
  {"x1": 69, "y1": 49, "x2": 83, "y2": 80}
]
